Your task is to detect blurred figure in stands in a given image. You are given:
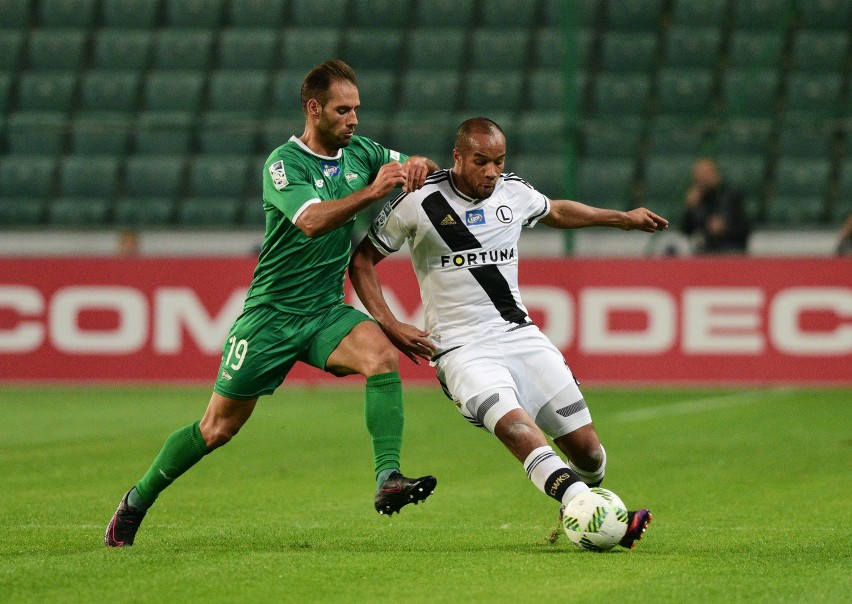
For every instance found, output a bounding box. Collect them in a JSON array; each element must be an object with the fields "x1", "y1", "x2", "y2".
[
  {"x1": 681, "y1": 158, "x2": 750, "y2": 254},
  {"x1": 117, "y1": 229, "x2": 140, "y2": 257},
  {"x1": 836, "y1": 213, "x2": 852, "y2": 255}
]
